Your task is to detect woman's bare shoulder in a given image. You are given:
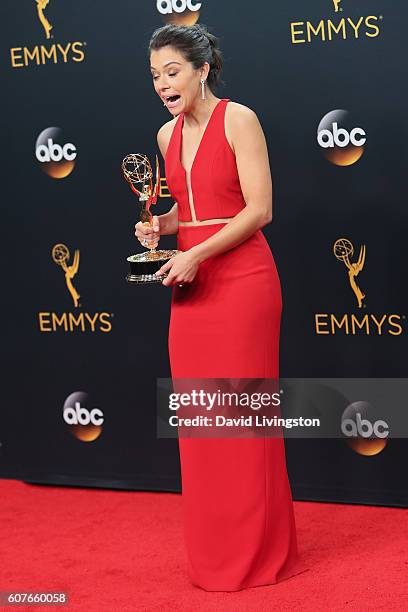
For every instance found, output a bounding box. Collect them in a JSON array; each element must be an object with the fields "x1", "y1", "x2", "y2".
[
  {"x1": 226, "y1": 101, "x2": 258, "y2": 119},
  {"x1": 225, "y1": 102, "x2": 260, "y2": 153},
  {"x1": 157, "y1": 116, "x2": 178, "y2": 159}
]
